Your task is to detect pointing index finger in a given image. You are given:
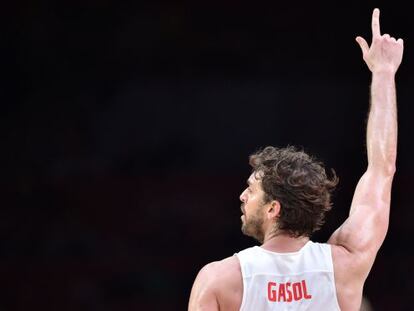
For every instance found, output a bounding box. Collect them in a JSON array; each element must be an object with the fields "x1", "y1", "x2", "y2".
[{"x1": 372, "y1": 8, "x2": 381, "y2": 38}]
